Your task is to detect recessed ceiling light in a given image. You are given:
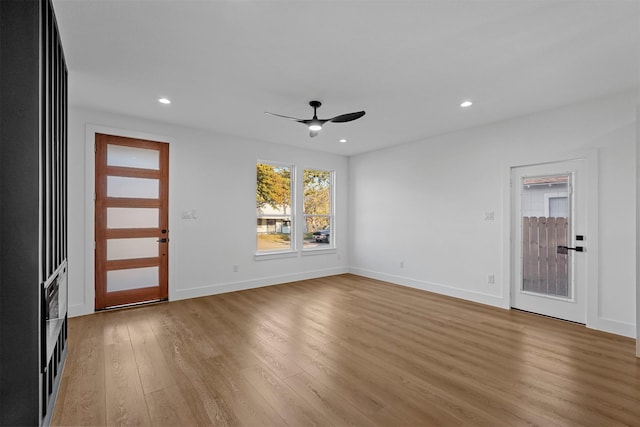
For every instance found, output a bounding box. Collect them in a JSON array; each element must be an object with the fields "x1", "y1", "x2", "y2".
[
  {"x1": 460, "y1": 100, "x2": 473, "y2": 108},
  {"x1": 158, "y1": 97, "x2": 171, "y2": 105},
  {"x1": 339, "y1": 139, "x2": 347, "y2": 143}
]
